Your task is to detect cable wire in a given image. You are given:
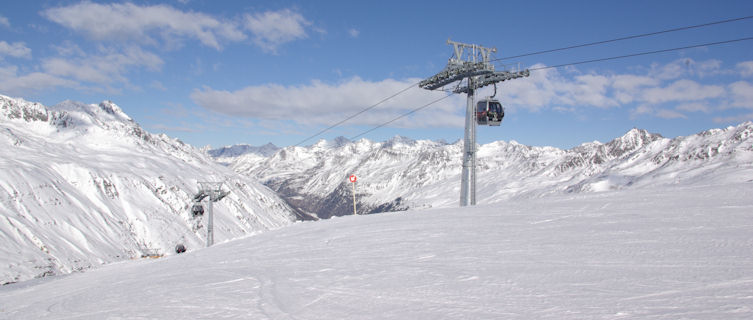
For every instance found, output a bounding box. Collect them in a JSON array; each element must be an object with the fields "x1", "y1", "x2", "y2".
[
  {"x1": 494, "y1": 15, "x2": 753, "y2": 61},
  {"x1": 349, "y1": 93, "x2": 456, "y2": 140},
  {"x1": 294, "y1": 17, "x2": 753, "y2": 144},
  {"x1": 528, "y1": 36, "x2": 753, "y2": 71},
  {"x1": 293, "y1": 81, "x2": 421, "y2": 146},
  {"x1": 348, "y1": 36, "x2": 753, "y2": 141}
]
